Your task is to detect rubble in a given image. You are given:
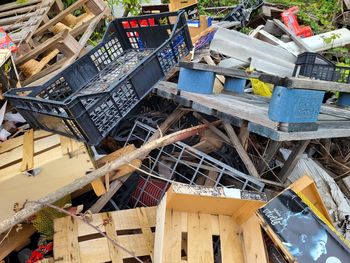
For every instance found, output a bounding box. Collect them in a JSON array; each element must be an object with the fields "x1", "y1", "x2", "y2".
[{"x1": 1, "y1": 0, "x2": 350, "y2": 262}]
